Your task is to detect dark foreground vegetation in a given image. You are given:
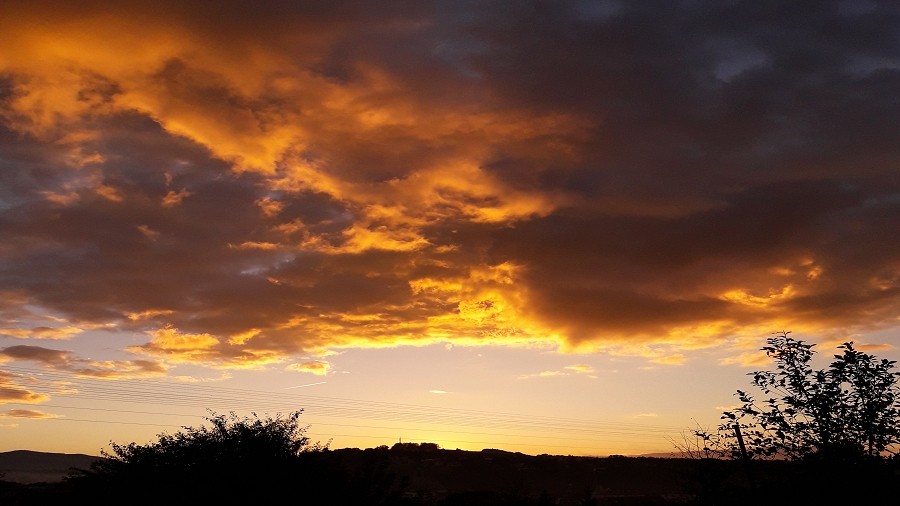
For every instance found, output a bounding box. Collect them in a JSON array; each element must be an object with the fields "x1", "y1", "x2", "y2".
[
  {"x1": 685, "y1": 332, "x2": 900, "y2": 464},
  {"x1": 3, "y1": 425, "x2": 899, "y2": 504},
  {"x1": 3, "y1": 331, "x2": 898, "y2": 505},
  {"x1": 2, "y1": 442, "x2": 898, "y2": 505}
]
